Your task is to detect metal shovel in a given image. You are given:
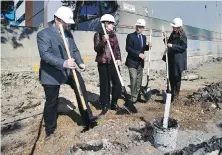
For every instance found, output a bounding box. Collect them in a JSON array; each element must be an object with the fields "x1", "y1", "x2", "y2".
[
  {"x1": 101, "y1": 23, "x2": 137, "y2": 114},
  {"x1": 162, "y1": 30, "x2": 172, "y2": 129},
  {"x1": 139, "y1": 9, "x2": 154, "y2": 103},
  {"x1": 59, "y1": 25, "x2": 99, "y2": 127},
  {"x1": 139, "y1": 28, "x2": 153, "y2": 102}
]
